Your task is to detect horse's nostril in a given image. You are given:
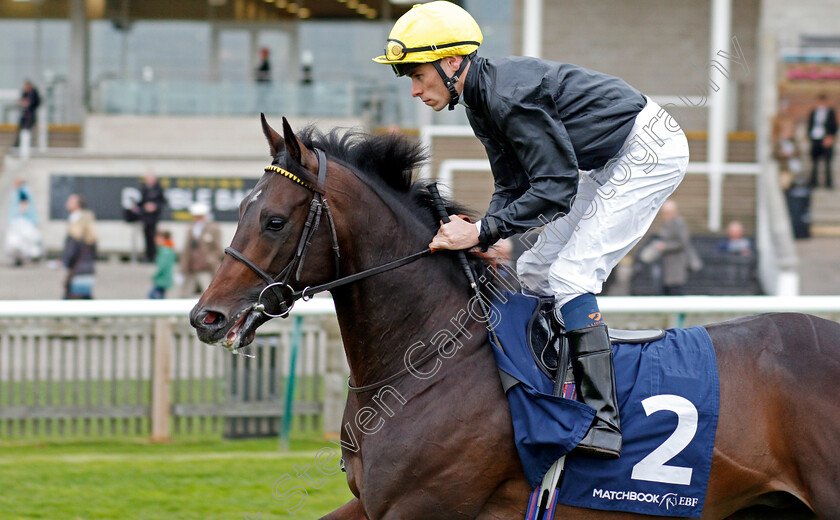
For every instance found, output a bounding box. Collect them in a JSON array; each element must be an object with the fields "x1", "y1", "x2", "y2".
[{"x1": 195, "y1": 310, "x2": 226, "y2": 329}]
